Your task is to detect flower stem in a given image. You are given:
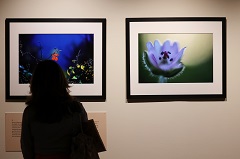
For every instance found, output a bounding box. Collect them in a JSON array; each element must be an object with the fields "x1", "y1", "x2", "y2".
[{"x1": 159, "y1": 76, "x2": 167, "y2": 83}]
